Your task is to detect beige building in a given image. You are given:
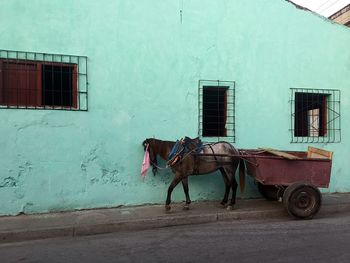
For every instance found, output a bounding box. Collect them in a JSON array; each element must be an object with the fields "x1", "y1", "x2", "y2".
[{"x1": 329, "y1": 4, "x2": 350, "y2": 27}]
